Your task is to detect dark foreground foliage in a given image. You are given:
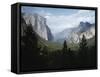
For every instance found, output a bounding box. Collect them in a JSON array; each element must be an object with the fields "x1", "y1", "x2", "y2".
[{"x1": 21, "y1": 18, "x2": 97, "y2": 72}]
